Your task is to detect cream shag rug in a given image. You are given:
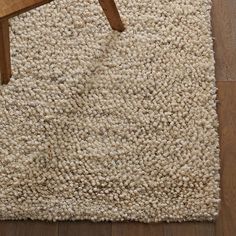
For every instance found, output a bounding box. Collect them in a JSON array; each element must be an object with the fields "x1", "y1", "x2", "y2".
[{"x1": 0, "y1": 0, "x2": 220, "y2": 222}]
